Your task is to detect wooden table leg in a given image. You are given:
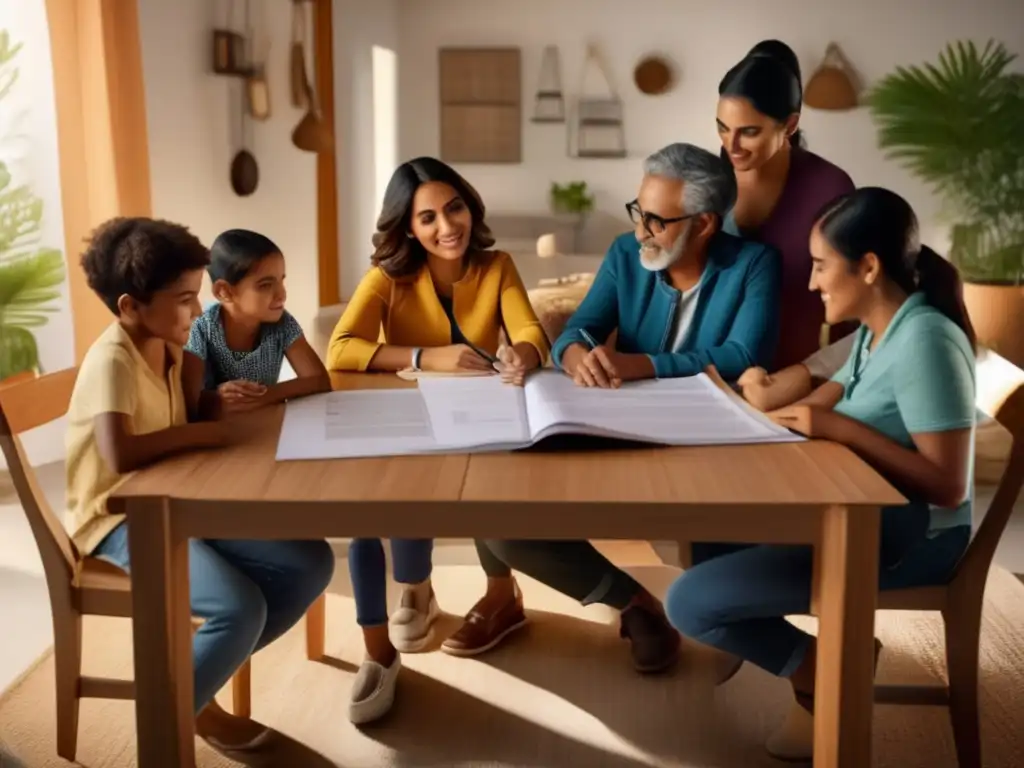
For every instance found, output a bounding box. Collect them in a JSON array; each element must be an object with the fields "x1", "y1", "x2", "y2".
[
  {"x1": 813, "y1": 504, "x2": 880, "y2": 768},
  {"x1": 127, "y1": 498, "x2": 196, "y2": 768}
]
